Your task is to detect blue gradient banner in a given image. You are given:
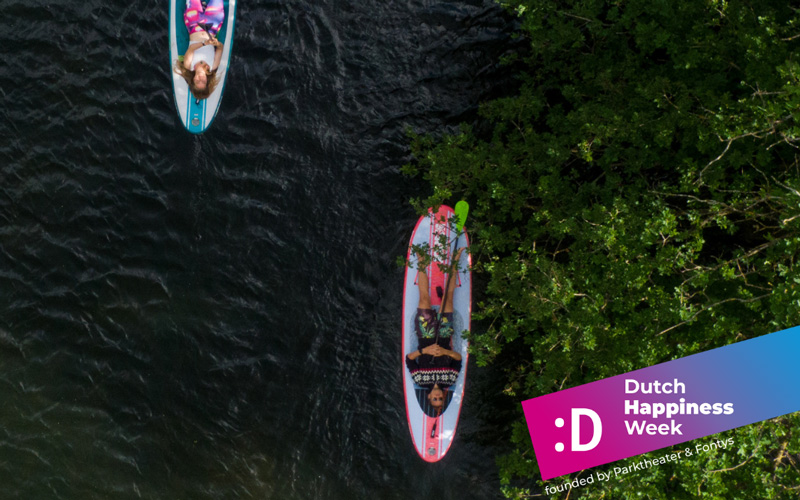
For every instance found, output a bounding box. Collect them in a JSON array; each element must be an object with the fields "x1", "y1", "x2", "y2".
[{"x1": 522, "y1": 326, "x2": 800, "y2": 479}]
